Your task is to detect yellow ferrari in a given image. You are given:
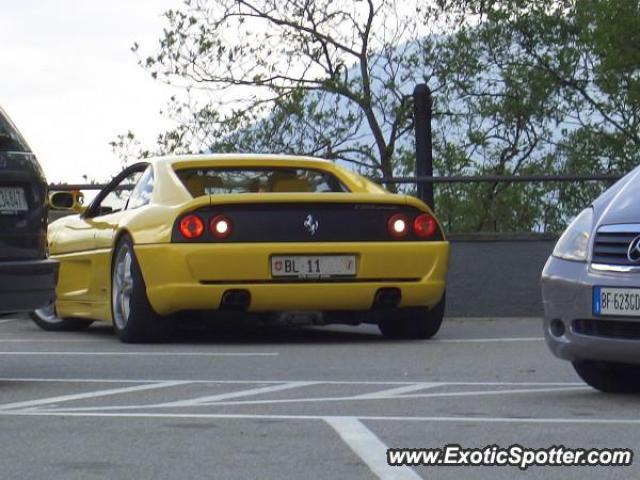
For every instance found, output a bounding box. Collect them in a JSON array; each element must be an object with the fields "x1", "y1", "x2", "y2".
[{"x1": 32, "y1": 155, "x2": 449, "y2": 342}]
